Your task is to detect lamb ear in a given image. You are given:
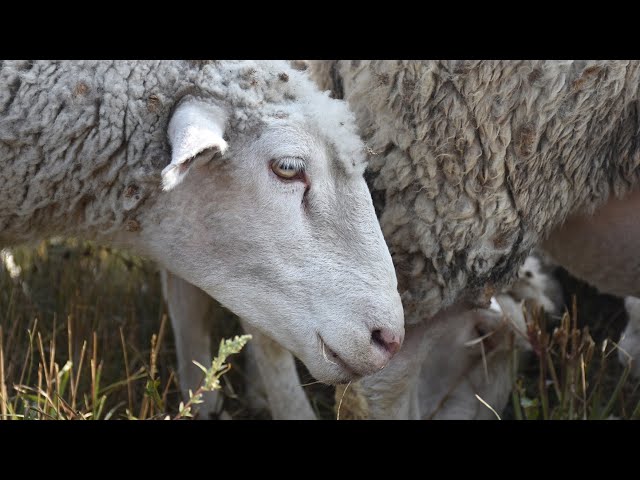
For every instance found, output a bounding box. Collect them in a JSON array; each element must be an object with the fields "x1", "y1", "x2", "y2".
[{"x1": 162, "y1": 100, "x2": 229, "y2": 191}]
